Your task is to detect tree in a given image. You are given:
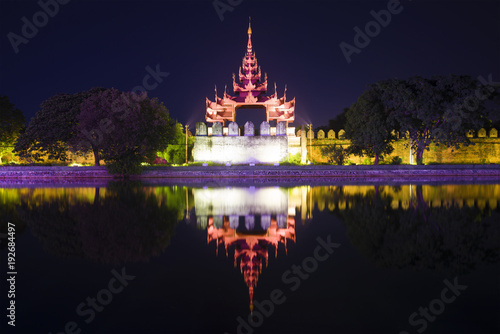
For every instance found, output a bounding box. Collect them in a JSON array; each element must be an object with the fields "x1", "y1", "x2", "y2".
[
  {"x1": 377, "y1": 75, "x2": 497, "y2": 165},
  {"x1": 320, "y1": 143, "x2": 349, "y2": 165},
  {"x1": 77, "y1": 89, "x2": 176, "y2": 175},
  {"x1": 0, "y1": 96, "x2": 25, "y2": 164},
  {"x1": 14, "y1": 87, "x2": 176, "y2": 173},
  {"x1": 157, "y1": 123, "x2": 194, "y2": 165},
  {"x1": 71, "y1": 88, "x2": 122, "y2": 165},
  {"x1": 14, "y1": 88, "x2": 105, "y2": 163},
  {"x1": 345, "y1": 88, "x2": 396, "y2": 165}
]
